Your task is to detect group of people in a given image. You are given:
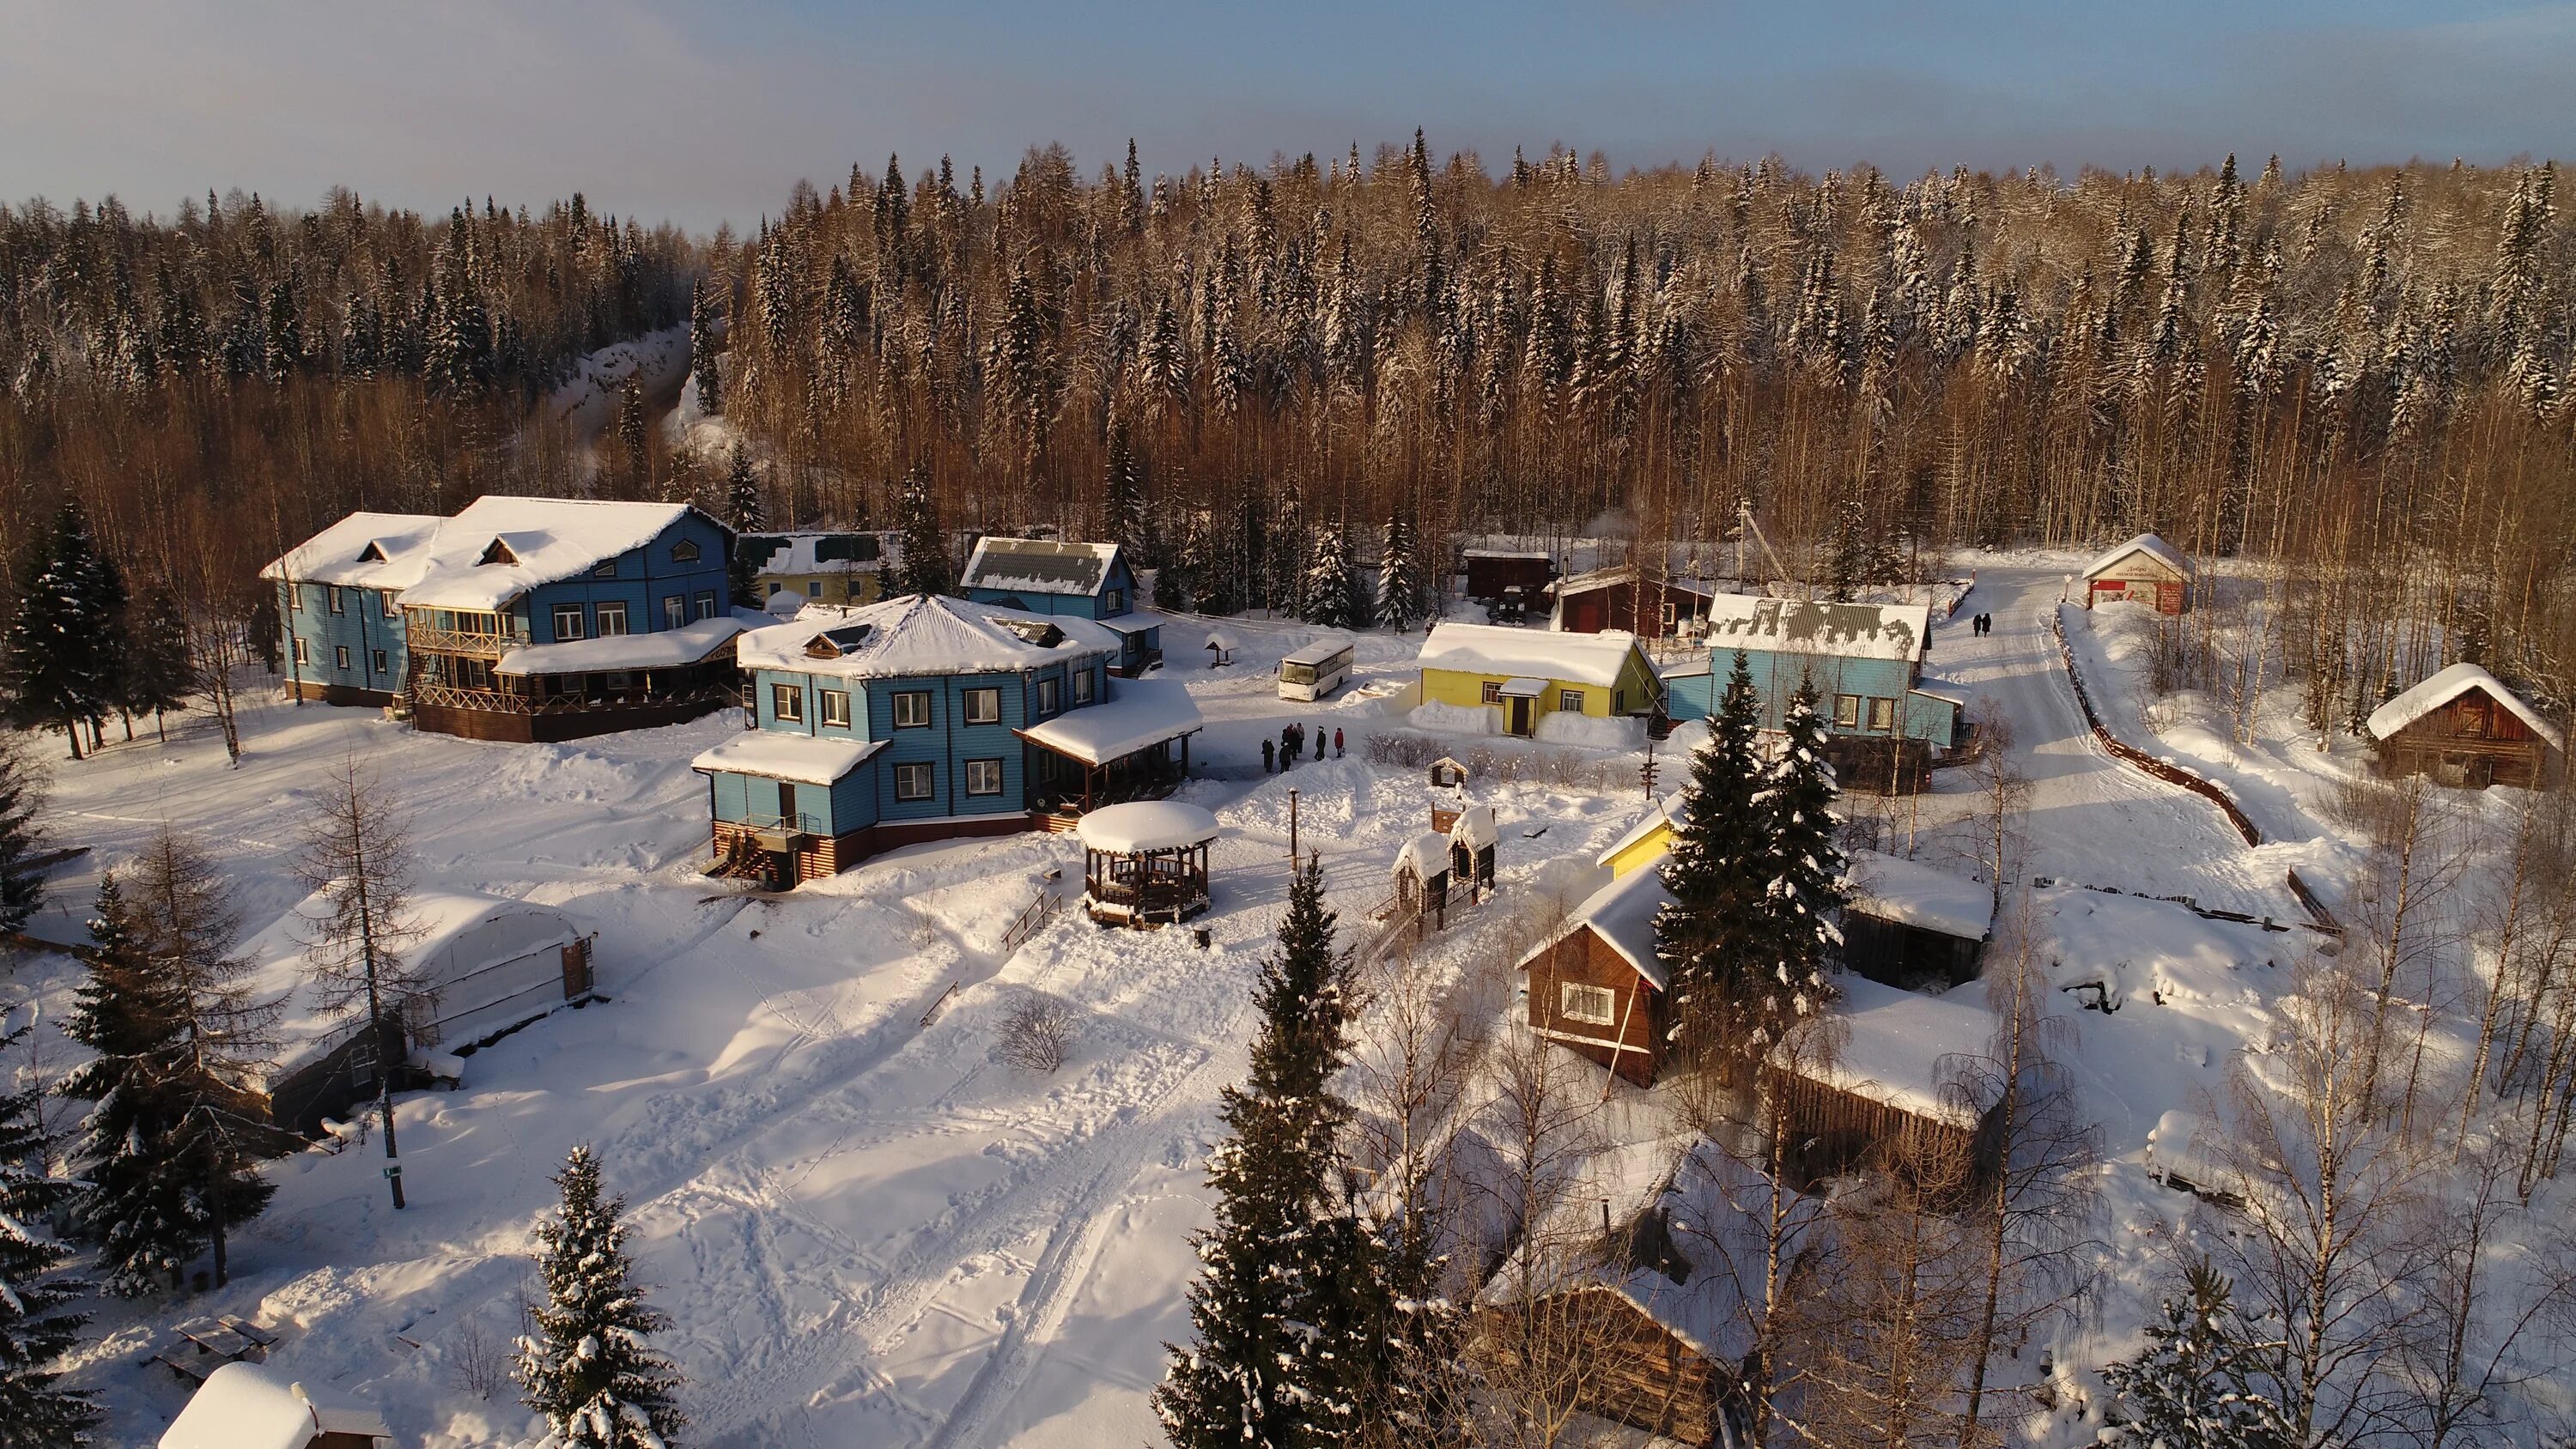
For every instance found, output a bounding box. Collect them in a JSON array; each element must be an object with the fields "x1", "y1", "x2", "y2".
[
  {"x1": 1968, "y1": 610, "x2": 1996, "y2": 636},
  {"x1": 1262, "y1": 722, "x2": 1344, "y2": 773}
]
